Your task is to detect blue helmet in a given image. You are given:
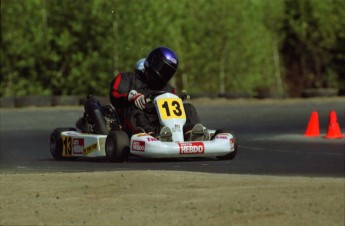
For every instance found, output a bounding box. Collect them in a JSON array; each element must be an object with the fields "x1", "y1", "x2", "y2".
[{"x1": 144, "y1": 47, "x2": 178, "y2": 88}]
